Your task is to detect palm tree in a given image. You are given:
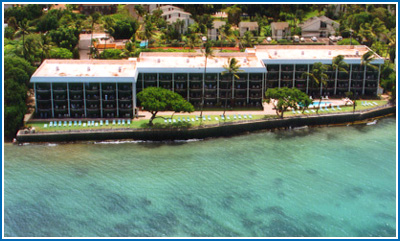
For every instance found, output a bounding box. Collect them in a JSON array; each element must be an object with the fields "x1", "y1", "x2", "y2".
[
  {"x1": 222, "y1": 58, "x2": 243, "y2": 117},
  {"x1": 361, "y1": 51, "x2": 378, "y2": 95},
  {"x1": 39, "y1": 33, "x2": 52, "y2": 63},
  {"x1": 89, "y1": 12, "x2": 101, "y2": 59},
  {"x1": 15, "y1": 19, "x2": 32, "y2": 60},
  {"x1": 332, "y1": 55, "x2": 349, "y2": 95},
  {"x1": 134, "y1": 5, "x2": 146, "y2": 21},
  {"x1": 302, "y1": 62, "x2": 329, "y2": 114},
  {"x1": 199, "y1": 41, "x2": 214, "y2": 120},
  {"x1": 185, "y1": 34, "x2": 201, "y2": 49}
]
